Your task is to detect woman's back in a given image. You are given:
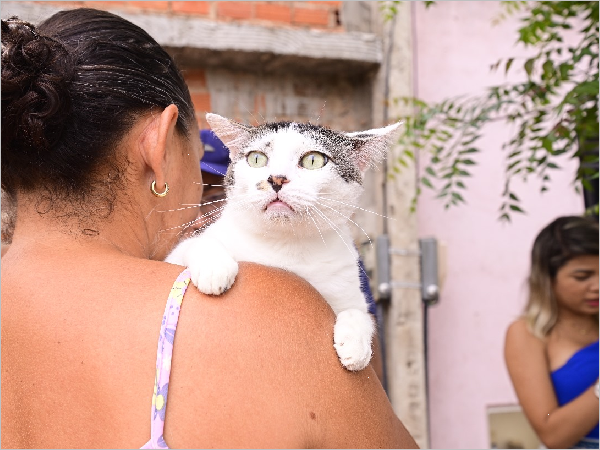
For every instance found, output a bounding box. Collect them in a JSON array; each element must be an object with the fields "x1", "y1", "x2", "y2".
[
  {"x1": 2, "y1": 240, "x2": 412, "y2": 448},
  {"x1": 2, "y1": 242, "x2": 191, "y2": 448}
]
